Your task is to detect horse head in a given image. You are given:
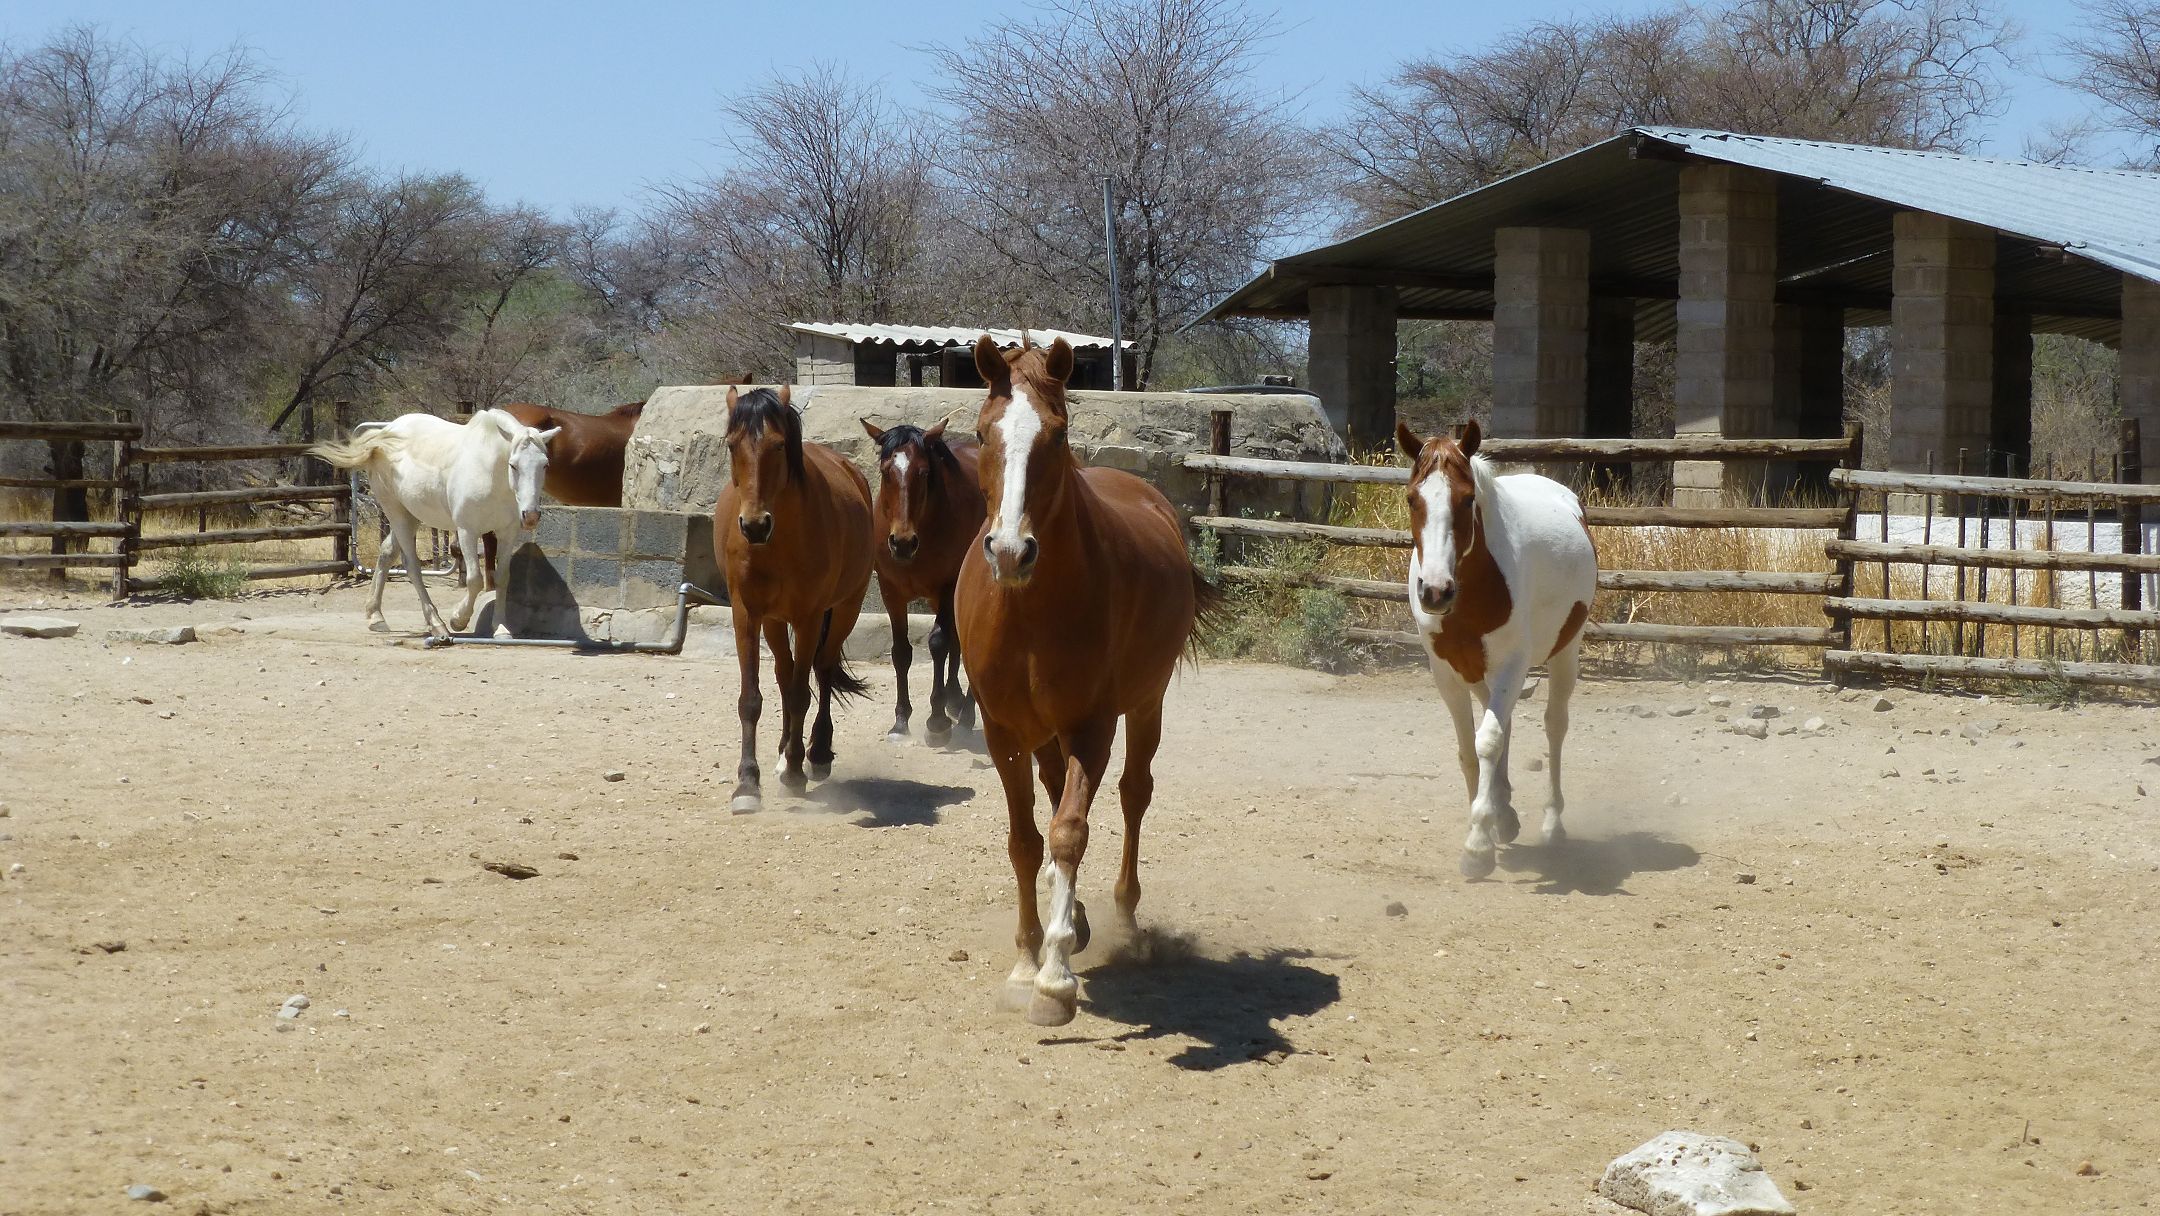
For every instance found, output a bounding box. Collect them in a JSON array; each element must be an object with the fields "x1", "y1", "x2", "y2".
[
  {"x1": 507, "y1": 423, "x2": 561, "y2": 530},
  {"x1": 972, "y1": 333, "x2": 1074, "y2": 587},
  {"x1": 861, "y1": 417, "x2": 957, "y2": 564},
  {"x1": 726, "y1": 385, "x2": 803, "y2": 546},
  {"x1": 1397, "y1": 417, "x2": 1486, "y2": 617}
]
